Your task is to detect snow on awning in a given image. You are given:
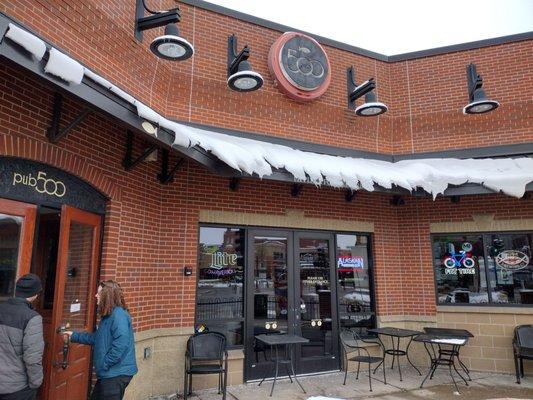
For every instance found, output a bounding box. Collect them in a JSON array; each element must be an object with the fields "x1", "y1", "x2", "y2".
[
  {"x1": 2, "y1": 24, "x2": 533, "y2": 199},
  {"x1": 3, "y1": 23, "x2": 46, "y2": 61},
  {"x1": 44, "y1": 48, "x2": 84, "y2": 84}
]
